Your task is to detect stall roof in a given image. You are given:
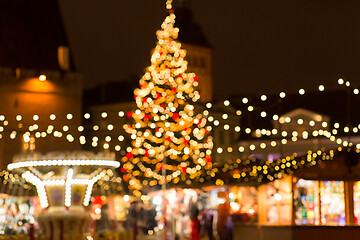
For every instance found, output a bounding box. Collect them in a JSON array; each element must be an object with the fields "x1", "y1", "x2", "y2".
[
  {"x1": 213, "y1": 147, "x2": 360, "y2": 187},
  {"x1": 293, "y1": 148, "x2": 360, "y2": 181}
]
